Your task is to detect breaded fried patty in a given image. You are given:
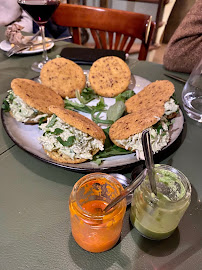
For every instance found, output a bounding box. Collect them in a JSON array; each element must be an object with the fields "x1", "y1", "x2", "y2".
[
  {"x1": 109, "y1": 106, "x2": 165, "y2": 141},
  {"x1": 125, "y1": 80, "x2": 175, "y2": 113},
  {"x1": 89, "y1": 56, "x2": 131, "y2": 97},
  {"x1": 11, "y1": 78, "x2": 64, "y2": 114},
  {"x1": 40, "y1": 57, "x2": 86, "y2": 98}
]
